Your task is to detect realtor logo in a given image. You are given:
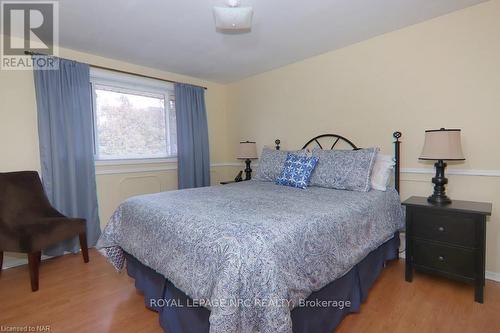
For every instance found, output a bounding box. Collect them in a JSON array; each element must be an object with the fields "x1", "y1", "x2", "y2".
[{"x1": 1, "y1": 1, "x2": 59, "y2": 70}]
